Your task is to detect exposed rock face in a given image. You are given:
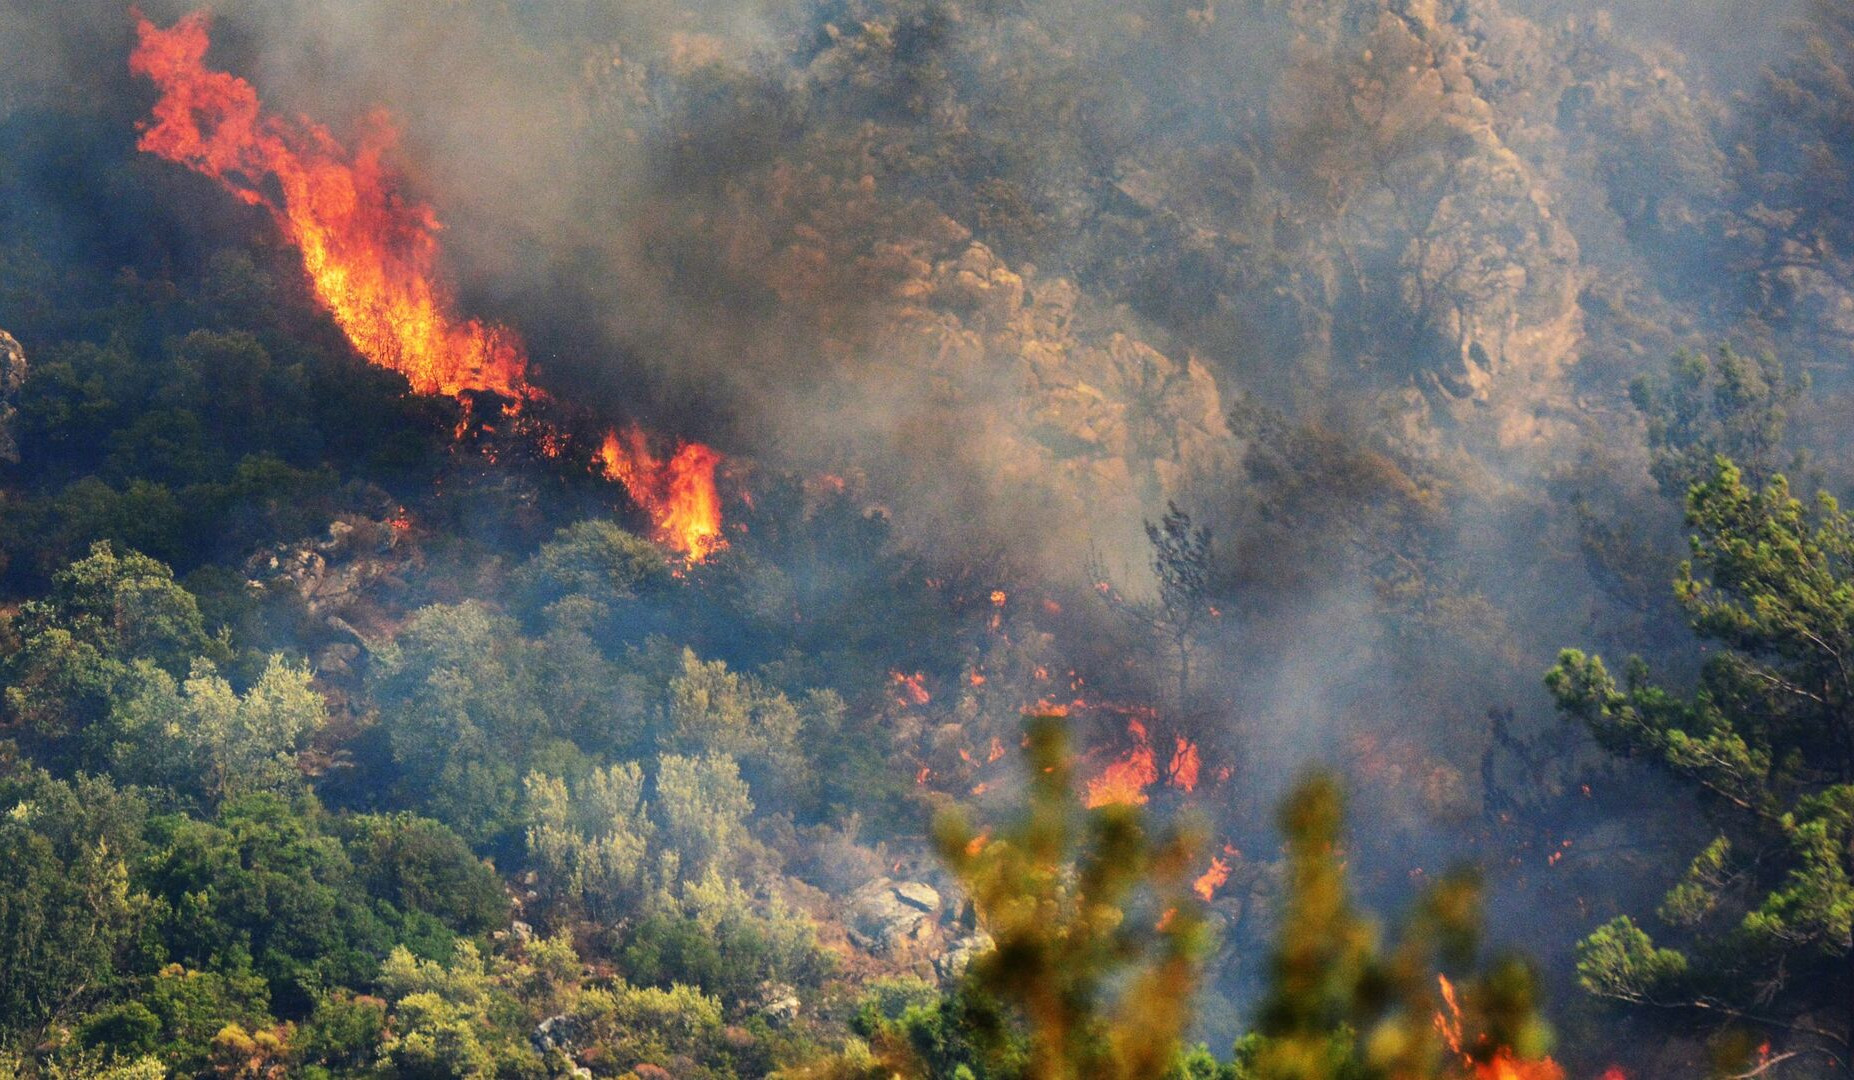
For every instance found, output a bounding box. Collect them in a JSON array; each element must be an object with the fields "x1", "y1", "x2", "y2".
[
  {"x1": 0, "y1": 330, "x2": 25, "y2": 464},
  {"x1": 1343, "y1": 4, "x2": 1583, "y2": 421},
  {"x1": 847, "y1": 878, "x2": 944, "y2": 956},
  {"x1": 531, "y1": 1014, "x2": 584, "y2": 1057},
  {"x1": 663, "y1": 159, "x2": 1237, "y2": 568},
  {"x1": 755, "y1": 981, "x2": 801, "y2": 1025},
  {"x1": 839, "y1": 237, "x2": 1236, "y2": 564},
  {"x1": 934, "y1": 932, "x2": 995, "y2": 982},
  {"x1": 891, "y1": 880, "x2": 941, "y2": 913},
  {"x1": 1170, "y1": 0, "x2": 1586, "y2": 447},
  {"x1": 243, "y1": 515, "x2": 421, "y2": 649}
]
